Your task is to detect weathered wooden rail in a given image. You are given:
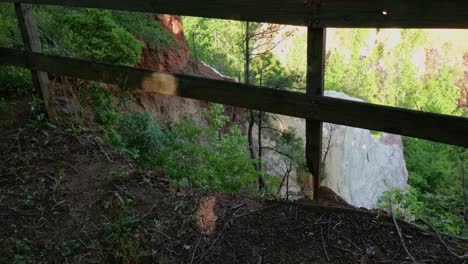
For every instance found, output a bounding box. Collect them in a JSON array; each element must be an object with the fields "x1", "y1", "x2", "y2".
[
  {"x1": 1, "y1": 0, "x2": 467, "y2": 199},
  {"x1": 4, "y1": 0, "x2": 468, "y2": 28}
]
